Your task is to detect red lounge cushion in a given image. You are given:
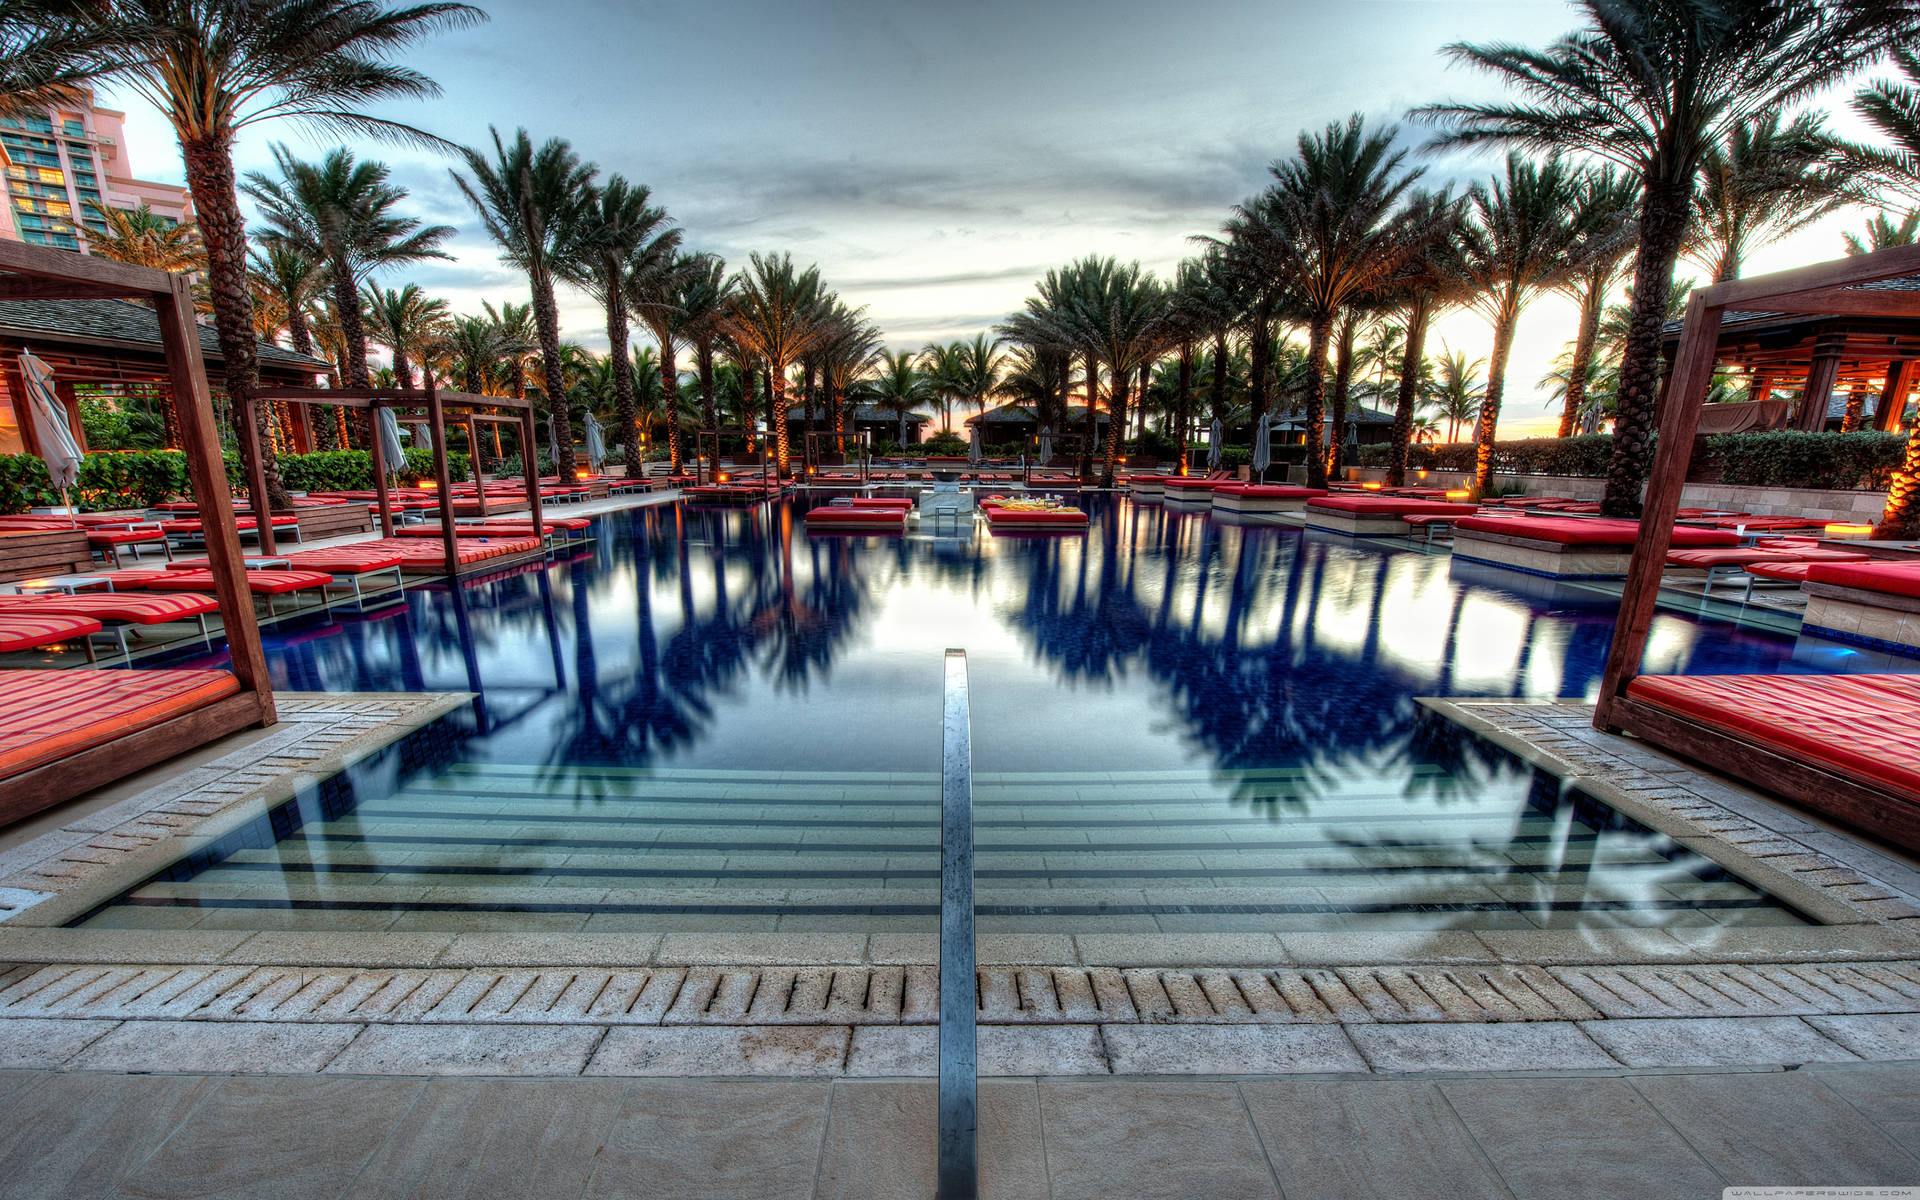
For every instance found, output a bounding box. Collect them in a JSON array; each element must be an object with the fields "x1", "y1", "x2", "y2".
[
  {"x1": 1627, "y1": 673, "x2": 1920, "y2": 800},
  {"x1": 356, "y1": 536, "x2": 542, "y2": 566},
  {"x1": 1746, "y1": 562, "x2": 1818, "y2": 583},
  {"x1": 1162, "y1": 477, "x2": 1225, "y2": 493},
  {"x1": 86, "y1": 529, "x2": 167, "y2": 546},
  {"x1": 1455, "y1": 516, "x2": 1739, "y2": 548},
  {"x1": 806, "y1": 507, "x2": 905, "y2": 525},
  {"x1": 1804, "y1": 561, "x2": 1920, "y2": 598},
  {"x1": 0, "y1": 612, "x2": 101, "y2": 652},
  {"x1": 1211, "y1": 485, "x2": 1327, "y2": 499},
  {"x1": 279, "y1": 548, "x2": 405, "y2": 574},
  {"x1": 837, "y1": 497, "x2": 915, "y2": 509},
  {"x1": 1665, "y1": 547, "x2": 1869, "y2": 569},
  {"x1": 1696, "y1": 515, "x2": 1825, "y2": 530},
  {"x1": 985, "y1": 508, "x2": 1087, "y2": 525},
  {"x1": 159, "y1": 515, "x2": 298, "y2": 534},
  {"x1": 158, "y1": 569, "x2": 334, "y2": 595},
  {"x1": 0, "y1": 668, "x2": 241, "y2": 780},
  {"x1": 0, "y1": 592, "x2": 217, "y2": 623},
  {"x1": 1308, "y1": 497, "x2": 1476, "y2": 516}
]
